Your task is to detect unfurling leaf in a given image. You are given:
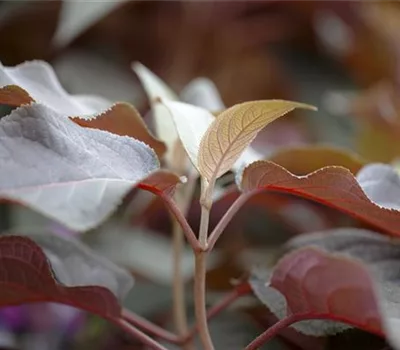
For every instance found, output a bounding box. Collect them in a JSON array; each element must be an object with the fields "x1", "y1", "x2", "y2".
[
  {"x1": 250, "y1": 228, "x2": 400, "y2": 349},
  {"x1": 268, "y1": 145, "x2": 366, "y2": 175},
  {"x1": 132, "y1": 62, "x2": 179, "y2": 166},
  {"x1": 161, "y1": 100, "x2": 215, "y2": 172},
  {"x1": 0, "y1": 60, "x2": 112, "y2": 116},
  {"x1": 132, "y1": 62, "x2": 178, "y2": 103},
  {"x1": 0, "y1": 103, "x2": 183, "y2": 231},
  {"x1": 198, "y1": 100, "x2": 316, "y2": 183},
  {"x1": 239, "y1": 161, "x2": 400, "y2": 237},
  {"x1": 72, "y1": 102, "x2": 166, "y2": 159},
  {"x1": 0, "y1": 235, "x2": 124, "y2": 320}
]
